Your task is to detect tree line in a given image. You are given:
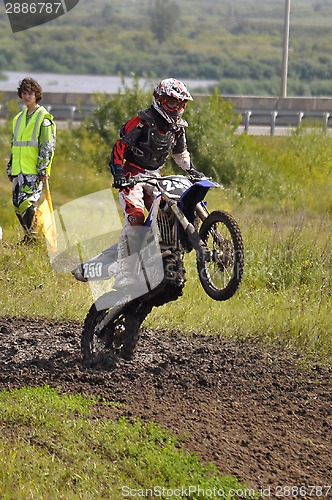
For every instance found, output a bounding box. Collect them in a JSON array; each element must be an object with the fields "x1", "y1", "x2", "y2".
[{"x1": 1, "y1": 0, "x2": 332, "y2": 96}]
